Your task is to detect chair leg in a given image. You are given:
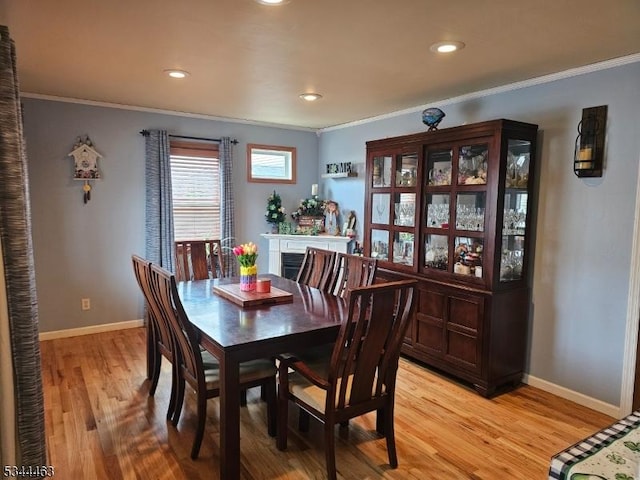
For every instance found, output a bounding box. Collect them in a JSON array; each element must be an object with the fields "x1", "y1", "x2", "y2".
[
  {"x1": 298, "y1": 408, "x2": 310, "y2": 432},
  {"x1": 376, "y1": 406, "x2": 385, "y2": 434},
  {"x1": 240, "y1": 388, "x2": 247, "y2": 407},
  {"x1": 172, "y1": 376, "x2": 185, "y2": 426},
  {"x1": 384, "y1": 404, "x2": 398, "y2": 468},
  {"x1": 166, "y1": 362, "x2": 178, "y2": 420},
  {"x1": 146, "y1": 323, "x2": 156, "y2": 380},
  {"x1": 148, "y1": 347, "x2": 162, "y2": 396},
  {"x1": 265, "y1": 379, "x2": 277, "y2": 437},
  {"x1": 260, "y1": 384, "x2": 267, "y2": 401},
  {"x1": 276, "y1": 385, "x2": 289, "y2": 450},
  {"x1": 324, "y1": 422, "x2": 337, "y2": 480},
  {"x1": 190, "y1": 391, "x2": 208, "y2": 460}
]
